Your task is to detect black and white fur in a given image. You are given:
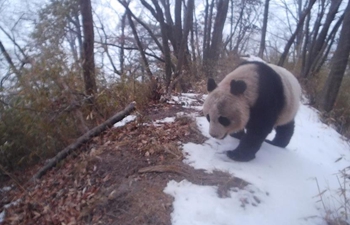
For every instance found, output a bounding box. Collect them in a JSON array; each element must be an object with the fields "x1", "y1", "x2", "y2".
[{"x1": 203, "y1": 61, "x2": 301, "y2": 162}]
